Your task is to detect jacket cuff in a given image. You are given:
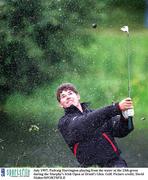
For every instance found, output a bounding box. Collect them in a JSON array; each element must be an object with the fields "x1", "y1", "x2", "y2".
[{"x1": 115, "y1": 102, "x2": 122, "y2": 115}]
